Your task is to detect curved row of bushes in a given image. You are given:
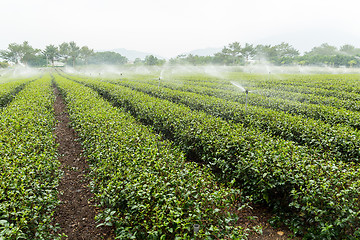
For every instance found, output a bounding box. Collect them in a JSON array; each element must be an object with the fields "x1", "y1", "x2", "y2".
[
  {"x1": 0, "y1": 77, "x2": 35, "y2": 108},
  {"x1": 186, "y1": 78, "x2": 360, "y2": 112},
  {"x1": 121, "y1": 76, "x2": 360, "y2": 130},
  {"x1": 137, "y1": 72, "x2": 360, "y2": 105},
  {"x1": 67, "y1": 74, "x2": 360, "y2": 239},
  {"x1": 75, "y1": 76, "x2": 360, "y2": 163},
  {"x1": 246, "y1": 88, "x2": 360, "y2": 112},
  {"x1": 227, "y1": 72, "x2": 360, "y2": 95},
  {"x1": 54, "y1": 75, "x2": 250, "y2": 239},
  {"x1": 0, "y1": 75, "x2": 61, "y2": 239}
]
